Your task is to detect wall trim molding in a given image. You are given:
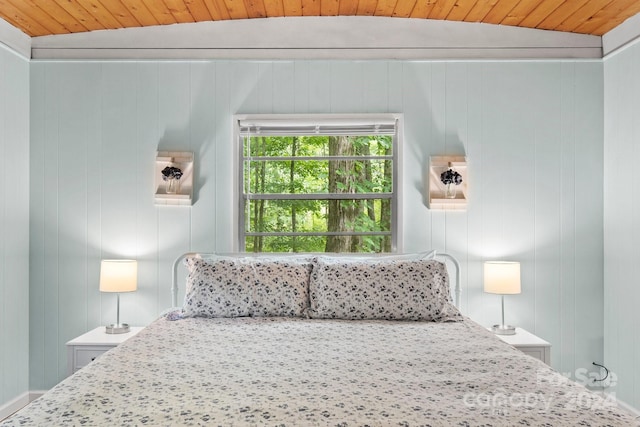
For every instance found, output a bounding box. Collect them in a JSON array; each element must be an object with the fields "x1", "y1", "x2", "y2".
[
  {"x1": 602, "y1": 12, "x2": 640, "y2": 58},
  {"x1": 0, "y1": 392, "x2": 29, "y2": 421},
  {"x1": 31, "y1": 16, "x2": 602, "y2": 60},
  {"x1": 0, "y1": 390, "x2": 48, "y2": 421},
  {"x1": 0, "y1": 17, "x2": 30, "y2": 59}
]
